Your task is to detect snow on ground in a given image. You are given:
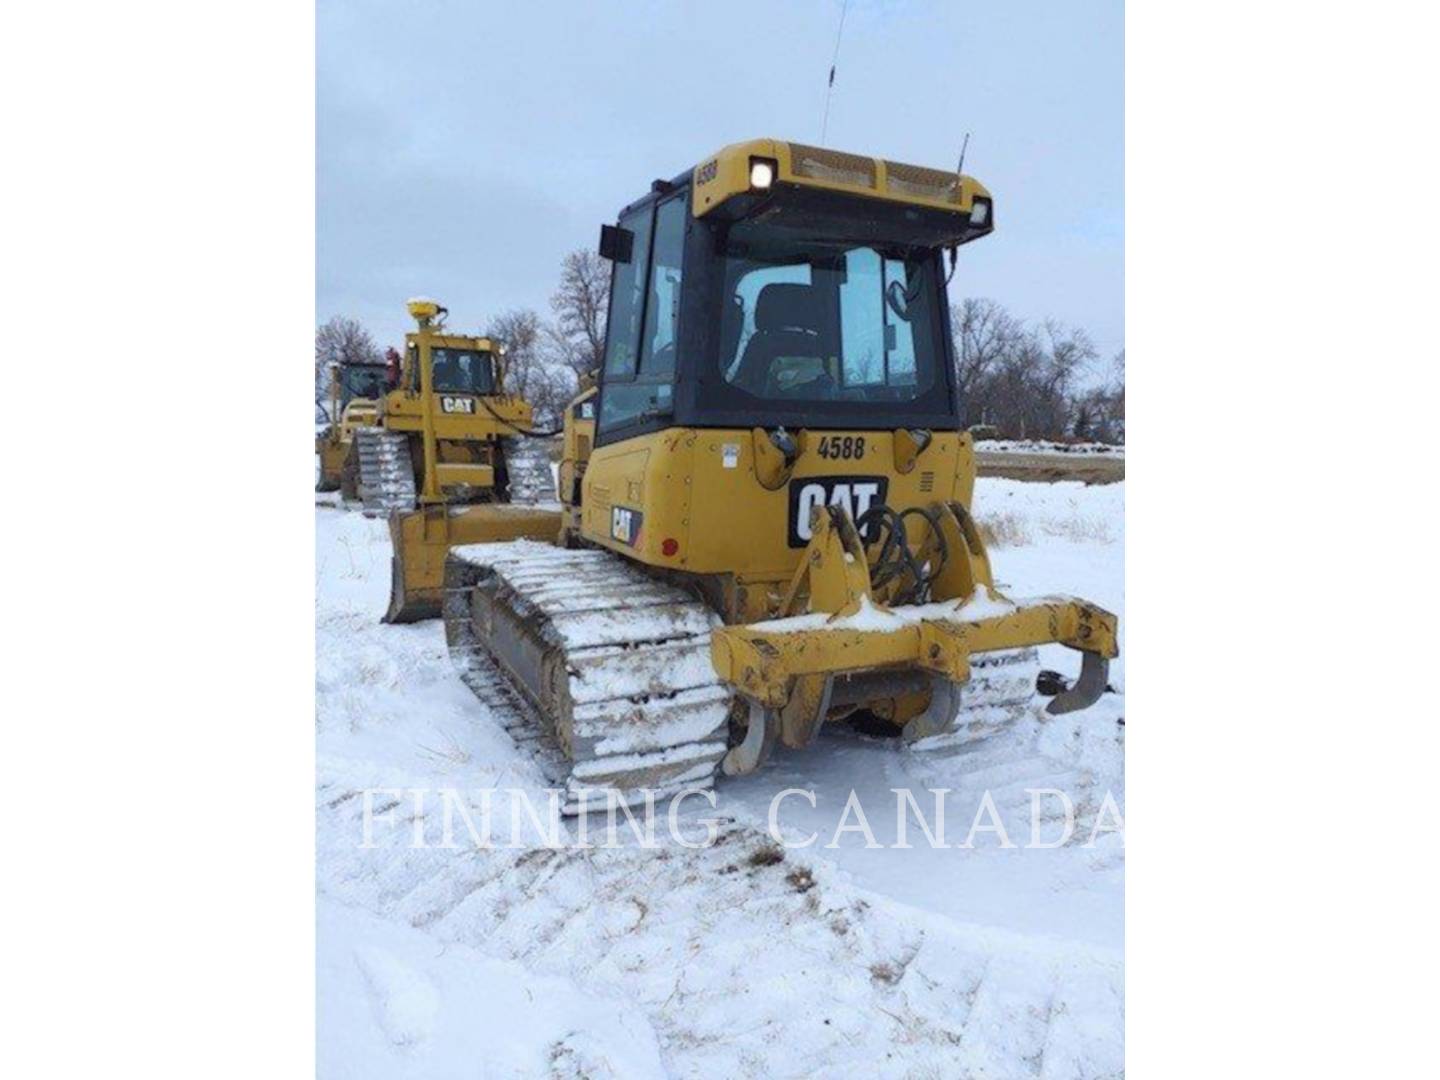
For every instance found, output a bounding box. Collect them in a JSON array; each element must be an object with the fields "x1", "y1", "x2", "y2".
[
  {"x1": 319, "y1": 898, "x2": 667, "y2": 1078},
  {"x1": 316, "y1": 477, "x2": 1125, "y2": 1078},
  {"x1": 974, "y1": 439, "x2": 1124, "y2": 457}
]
